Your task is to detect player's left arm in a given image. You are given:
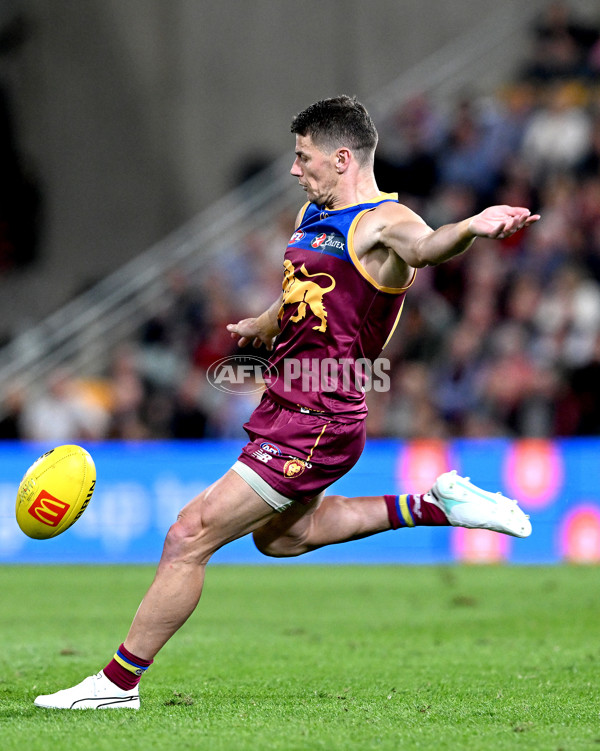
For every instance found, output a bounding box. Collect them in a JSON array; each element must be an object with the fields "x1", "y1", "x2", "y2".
[{"x1": 374, "y1": 203, "x2": 540, "y2": 268}]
